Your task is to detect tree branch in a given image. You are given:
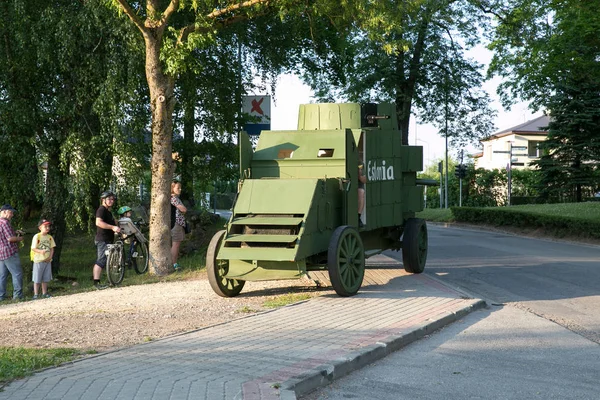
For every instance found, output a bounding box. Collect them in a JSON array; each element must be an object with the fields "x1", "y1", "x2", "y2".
[
  {"x1": 115, "y1": 0, "x2": 147, "y2": 33},
  {"x1": 206, "y1": 0, "x2": 269, "y2": 19},
  {"x1": 177, "y1": 0, "x2": 270, "y2": 45},
  {"x1": 161, "y1": 0, "x2": 180, "y2": 26},
  {"x1": 474, "y1": 0, "x2": 506, "y2": 22}
]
